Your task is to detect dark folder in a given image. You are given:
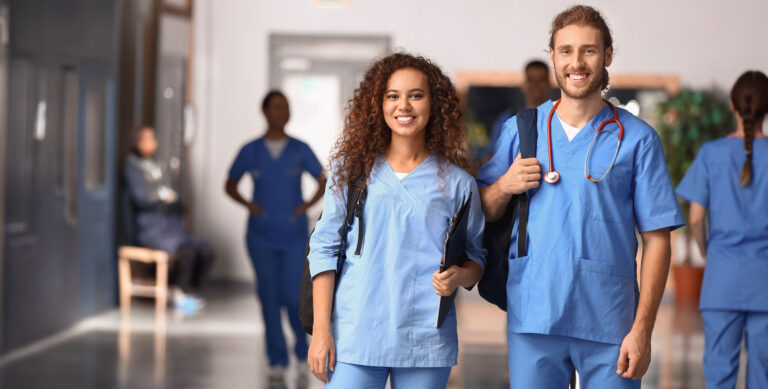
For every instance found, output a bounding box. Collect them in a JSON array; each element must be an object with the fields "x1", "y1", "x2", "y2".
[{"x1": 436, "y1": 191, "x2": 472, "y2": 328}]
